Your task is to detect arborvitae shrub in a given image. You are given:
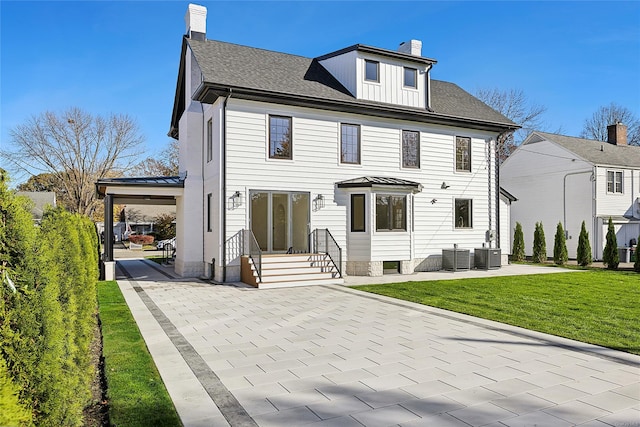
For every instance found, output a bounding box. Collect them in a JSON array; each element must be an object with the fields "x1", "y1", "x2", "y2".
[
  {"x1": 553, "y1": 222, "x2": 568, "y2": 265},
  {"x1": 603, "y1": 217, "x2": 619, "y2": 270},
  {"x1": 532, "y1": 222, "x2": 547, "y2": 263},
  {"x1": 577, "y1": 221, "x2": 592, "y2": 267},
  {"x1": 512, "y1": 222, "x2": 525, "y2": 262},
  {"x1": 0, "y1": 358, "x2": 32, "y2": 427}
]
